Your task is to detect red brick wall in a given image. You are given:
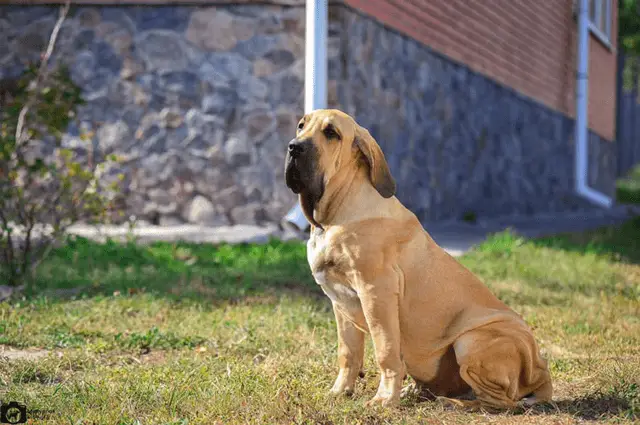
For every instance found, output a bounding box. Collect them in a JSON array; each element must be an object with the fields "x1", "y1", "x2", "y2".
[{"x1": 345, "y1": 0, "x2": 618, "y2": 141}]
